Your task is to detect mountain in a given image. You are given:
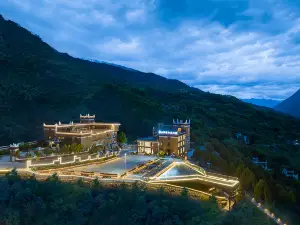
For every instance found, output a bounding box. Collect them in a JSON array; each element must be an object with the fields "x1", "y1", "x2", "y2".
[
  {"x1": 2, "y1": 14, "x2": 300, "y2": 222},
  {"x1": 275, "y1": 89, "x2": 300, "y2": 117},
  {"x1": 1, "y1": 14, "x2": 300, "y2": 148},
  {"x1": 241, "y1": 98, "x2": 281, "y2": 108},
  {"x1": 85, "y1": 59, "x2": 139, "y2": 72}
]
